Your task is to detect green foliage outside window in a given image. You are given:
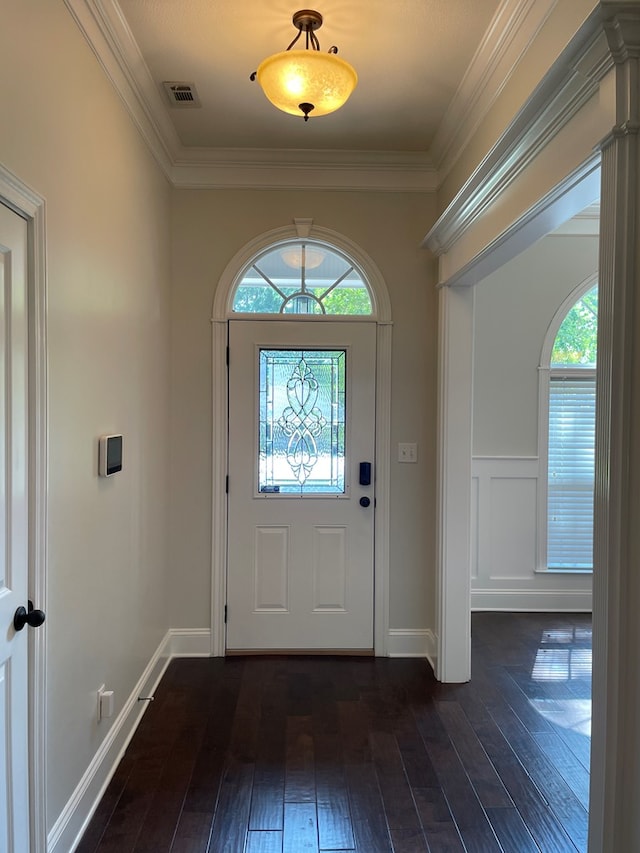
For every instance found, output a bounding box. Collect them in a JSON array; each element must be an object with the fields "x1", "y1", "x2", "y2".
[
  {"x1": 233, "y1": 285, "x2": 286, "y2": 313},
  {"x1": 234, "y1": 284, "x2": 371, "y2": 314},
  {"x1": 551, "y1": 285, "x2": 598, "y2": 366},
  {"x1": 311, "y1": 287, "x2": 372, "y2": 315}
]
